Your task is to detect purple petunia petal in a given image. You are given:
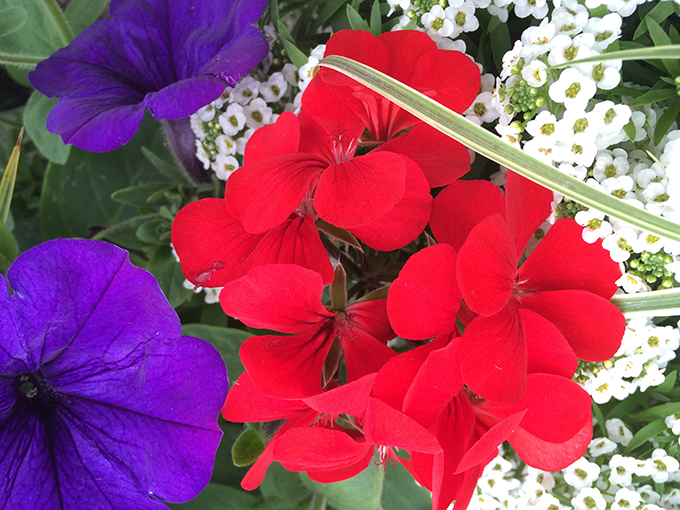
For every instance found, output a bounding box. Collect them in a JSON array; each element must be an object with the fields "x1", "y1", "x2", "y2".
[
  {"x1": 28, "y1": 0, "x2": 268, "y2": 152},
  {"x1": 0, "y1": 239, "x2": 227, "y2": 509}
]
